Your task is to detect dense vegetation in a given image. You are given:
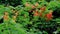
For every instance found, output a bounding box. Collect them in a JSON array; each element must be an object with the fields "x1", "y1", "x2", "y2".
[{"x1": 0, "y1": 0, "x2": 60, "y2": 34}]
